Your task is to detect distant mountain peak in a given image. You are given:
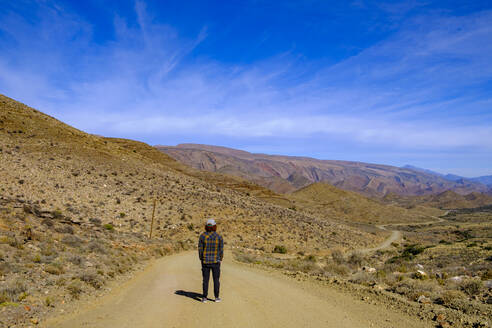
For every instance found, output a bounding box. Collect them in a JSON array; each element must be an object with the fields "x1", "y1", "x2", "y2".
[{"x1": 157, "y1": 145, "x2": 491, "y2": 196}]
